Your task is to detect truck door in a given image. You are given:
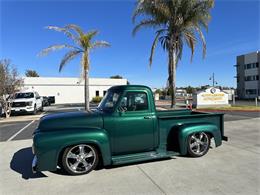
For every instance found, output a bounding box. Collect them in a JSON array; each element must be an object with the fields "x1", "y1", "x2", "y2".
[{"x1": 112, "y1": 91, "x2": 155, "y2": 155}]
